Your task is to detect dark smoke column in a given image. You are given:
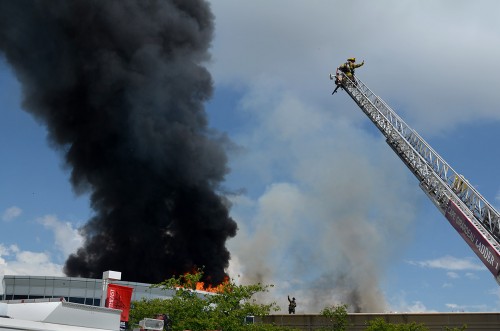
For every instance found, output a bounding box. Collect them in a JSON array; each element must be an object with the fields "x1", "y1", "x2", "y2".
[{"x1": 0, "y1": 0, "x2": 237, "y2": 284}]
